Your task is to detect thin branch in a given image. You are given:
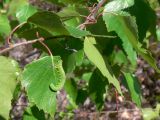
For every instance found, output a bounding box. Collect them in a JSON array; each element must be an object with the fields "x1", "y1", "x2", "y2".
[
  {"x1": 56, "y1": 109, "x2": 141, "y2": 115},
  {"x1": 0, "y1": 38, "x2": 44, "y2": 54},
  {"x1": 61, "y1": 15, "x2": 87, "y2": 21},
  {"x1": 79, "y1": 0, "x2": 107, "y2": 30},
  {"x1": 115, "y1": 89, "x2": 119, "y2": 112},
  {"x1": 0, "y1": 32, "x2": 116, "y2": 55},
  {"x1": 45, "y1": 34, "x2": 116, "y2": 39},
  {"x1": 89, "y1": 34, "x2": 116, "y2": 38},
  {"x1": 36, "y1": 31, "x2": 53, "y2": 56},
  {"x1": 38, "y1": 39, "x2": 53, "y2": 56},
  {"x1": 83, "y1": 109, "x2": 141, "y2": 114},
  {"x1": 7, "y1": 22, "x2": 27, "y2": 45}
]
